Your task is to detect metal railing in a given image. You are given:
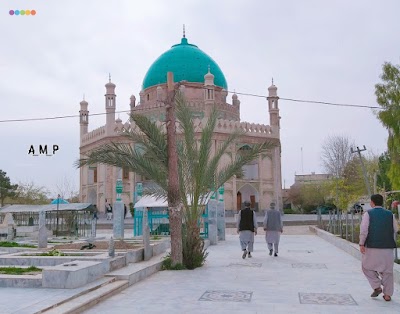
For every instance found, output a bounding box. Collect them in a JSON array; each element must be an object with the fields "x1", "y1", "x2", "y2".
[
  {"x1": 317, "y1": 209, "x2": 398, "y2": 261},
  {"x1": 133, "y1": 207, "x2": 209, "y2": 238},
  {"x1": 0, "y1": 211, "x2": 93, "y2": 237}
]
